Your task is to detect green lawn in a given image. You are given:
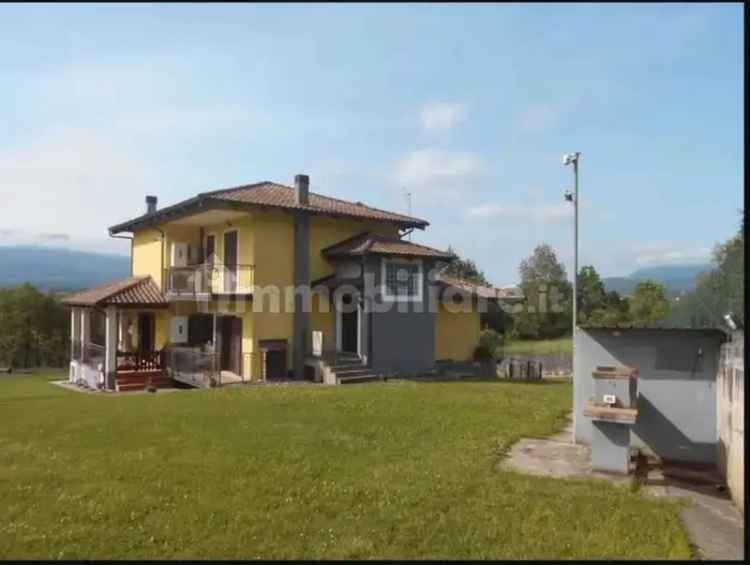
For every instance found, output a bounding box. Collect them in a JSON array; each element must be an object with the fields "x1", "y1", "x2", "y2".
[
  {"x1": 0, "y1": 372, "x2": 690, "y2": 559},
  {"x1": 501, "y1": 336, "x2": 573, "y2": 355}
]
